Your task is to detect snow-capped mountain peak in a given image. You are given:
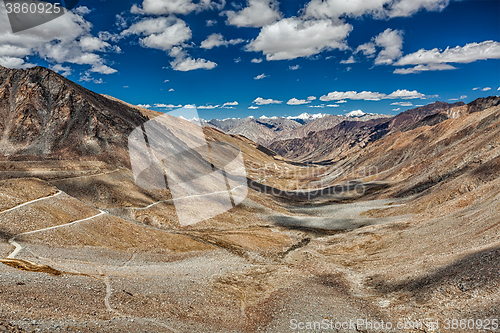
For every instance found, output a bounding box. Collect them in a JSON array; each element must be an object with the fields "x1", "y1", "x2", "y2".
[
  {"x1": 345, "y1": 110, "x2": 367, "y2": 117},
  {"x1": 286, "y1": 112, "x2": 327, "y2": 120}
]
